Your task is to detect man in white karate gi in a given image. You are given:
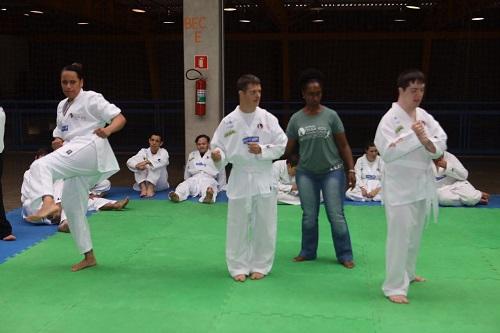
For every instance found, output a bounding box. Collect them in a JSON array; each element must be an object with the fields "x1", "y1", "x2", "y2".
[
  {"x1": 127, "y1": 133, "x2": 169, "y2": 197},
  {"x1": 211, "y1": 74, "x2": 287, "y2": 282},
  {"x1": 375, "y1": 69, "x2": 447, "y2": 304},
  {"x1": 272, "y1": 155, "x2": 300, "y2": 205},
  {"x1": 169, "y1": 134, "x2": 226, "y2": 204},
  {"x1": 434, "y1": 151, "x2": 489, "y2": 206}
]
